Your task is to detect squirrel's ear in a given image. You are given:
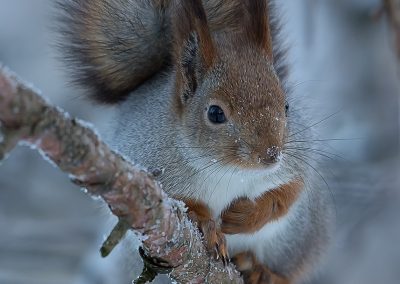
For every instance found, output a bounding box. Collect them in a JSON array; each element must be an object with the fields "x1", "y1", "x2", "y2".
[
  {"x1": 173, "y1": 0, "x2": 216, "y2": 102},
  {"x1": 244, "y1": 0, "x2": 273, "y2": 60}
]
